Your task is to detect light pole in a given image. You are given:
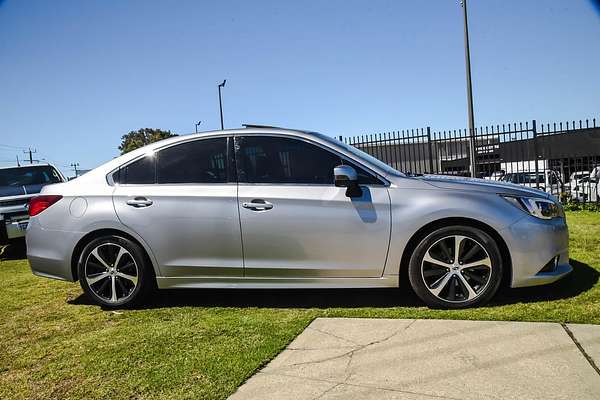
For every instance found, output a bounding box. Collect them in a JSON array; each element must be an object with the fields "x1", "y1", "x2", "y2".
[
  {"x1": 218, "y1": 80, "x2": 226, "y2": 130},
  {"x1": 195, "y1": 121, "x2": 202, "y2": 133},
  {"x1": 461, "y1": 0, "x2": 477, "y2": 178}
]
